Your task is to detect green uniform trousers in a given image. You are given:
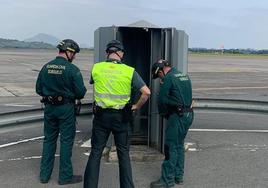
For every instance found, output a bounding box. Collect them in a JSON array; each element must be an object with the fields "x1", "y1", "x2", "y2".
[
  {"x1": 161, "y1": 112, "x2": 194, "y2": 186},
  {"x1": 40, "y1": 103, "x2": 76, "y2": 182}
]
